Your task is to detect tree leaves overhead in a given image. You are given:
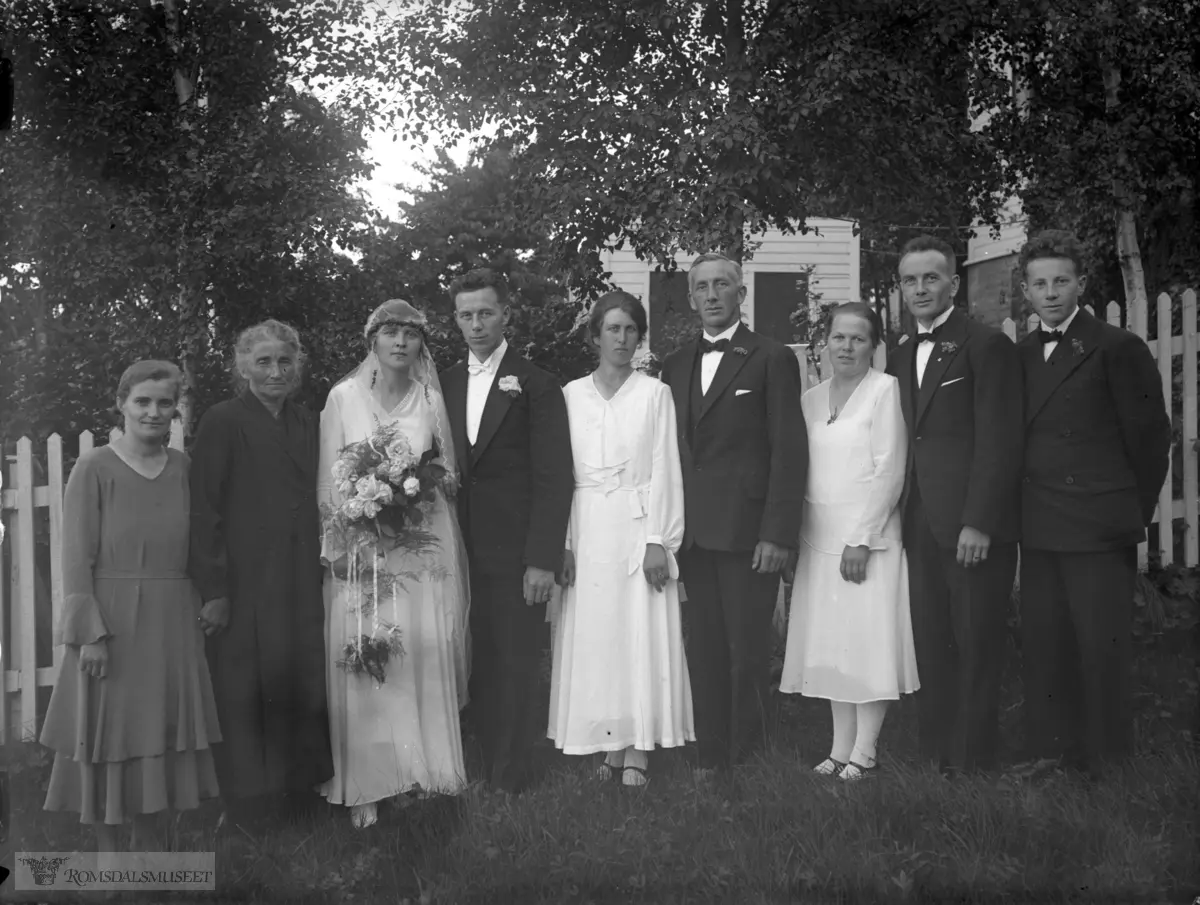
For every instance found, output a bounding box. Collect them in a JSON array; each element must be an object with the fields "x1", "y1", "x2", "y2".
[
  {"x1": 380, "y1": 0, "x2": 1004, "y2": 272},
  {"x1": 970, "y1": 0, "x2": 1200, "y2": 294},
  {"x1": 0, "y1": 0, "x2": 386, "y2": 441}
]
